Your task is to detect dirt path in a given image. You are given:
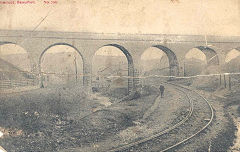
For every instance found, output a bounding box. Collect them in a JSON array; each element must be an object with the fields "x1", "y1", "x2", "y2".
[{"x1": 63, "y1": 84, "x2": 190, "y2": 152}]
